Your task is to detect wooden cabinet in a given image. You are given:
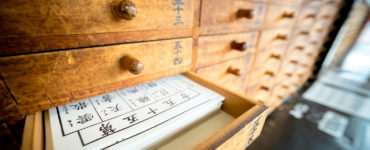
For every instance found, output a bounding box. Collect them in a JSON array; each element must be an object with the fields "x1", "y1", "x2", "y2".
[{"x1": 0, "y1": 0, "x2": 345, "y2": 149}]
